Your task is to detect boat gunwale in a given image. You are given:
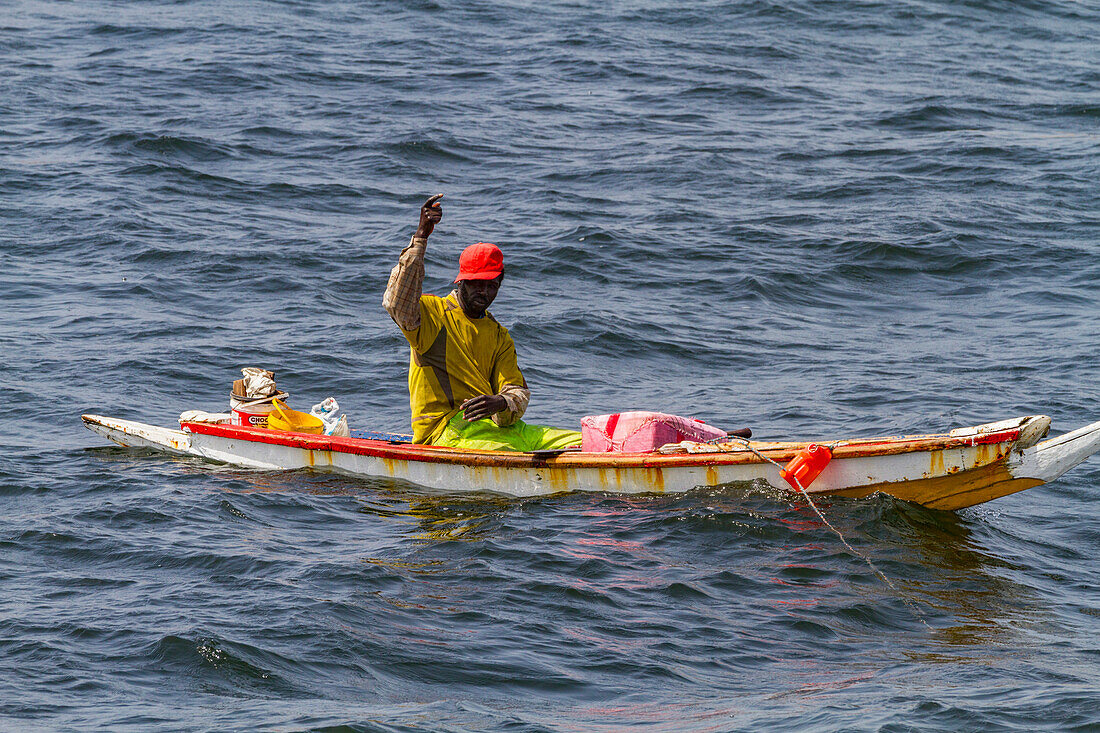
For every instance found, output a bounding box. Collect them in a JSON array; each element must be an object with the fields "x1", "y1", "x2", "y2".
[{"x1": 181, "y1": 421, "x2": 1024, "y2": 469}]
